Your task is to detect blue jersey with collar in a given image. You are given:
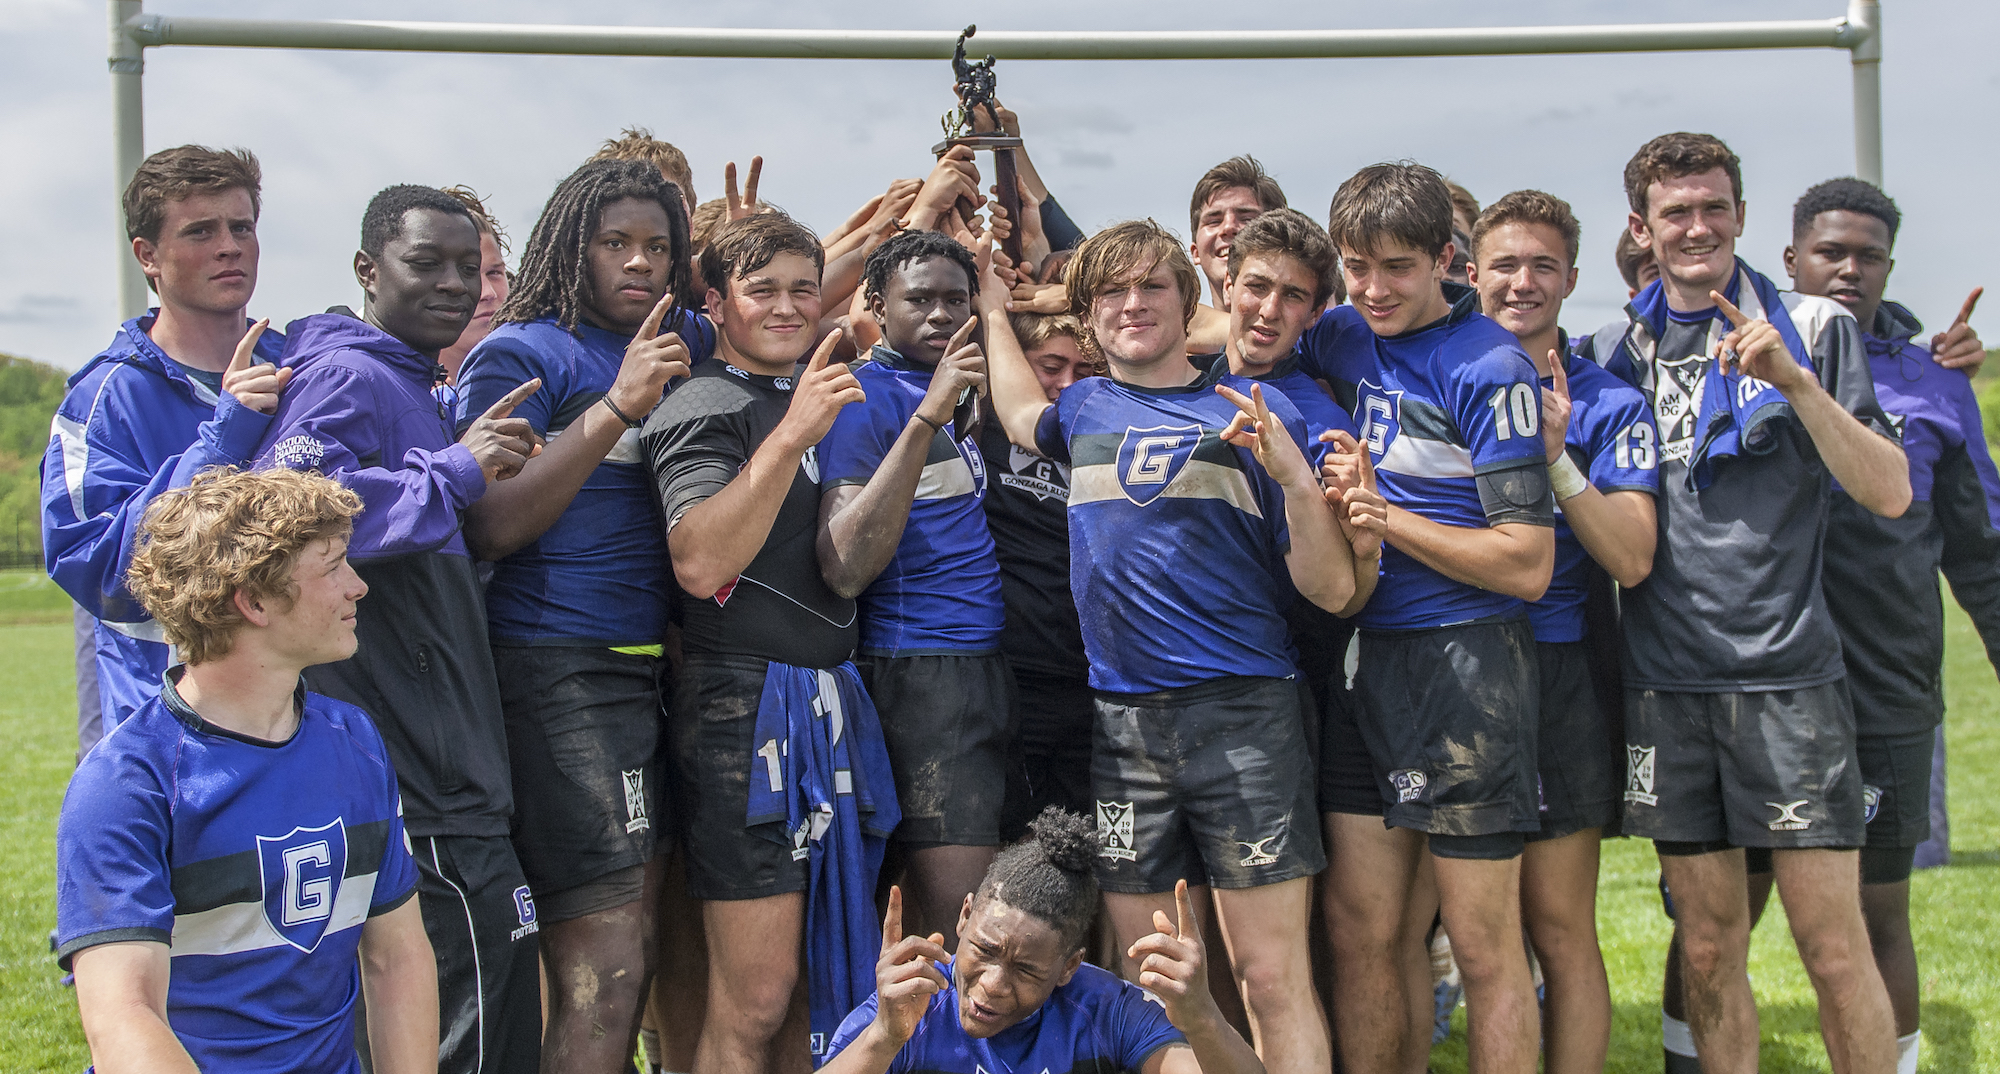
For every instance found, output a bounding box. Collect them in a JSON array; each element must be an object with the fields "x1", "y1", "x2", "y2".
[
  {"x1": 828, "y1": 959, "x2": 1184, "y2": 1074},
  {"x1": 1333, "y1": 294, "x2": 1553, "y2": 630},
  {"x1": 1034, "y1": 372, "x2": 1307, "y2": 693},
  {"x1": 55, "y1": 671, "x2": 418, "y2": 1074},
  {"x1": 455, "y1": 314, "x2": 715, "y2": 646},
  {"x1": 41, "y1": 312, "x2": 284, "y2": 729},
  {"x1": 818, "y1": 345, "x2": 1005, "y2": 656},
  {"x1": 1528, "y1": 351, "x2": 1661, "y2": 643}
]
